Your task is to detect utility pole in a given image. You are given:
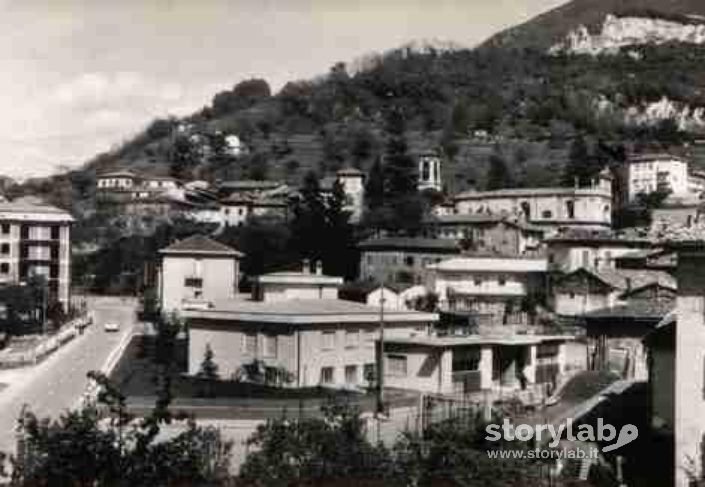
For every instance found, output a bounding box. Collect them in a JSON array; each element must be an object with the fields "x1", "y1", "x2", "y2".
[{"x1": 377, "y1": 282, "x2": 386, "y2": 416}]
